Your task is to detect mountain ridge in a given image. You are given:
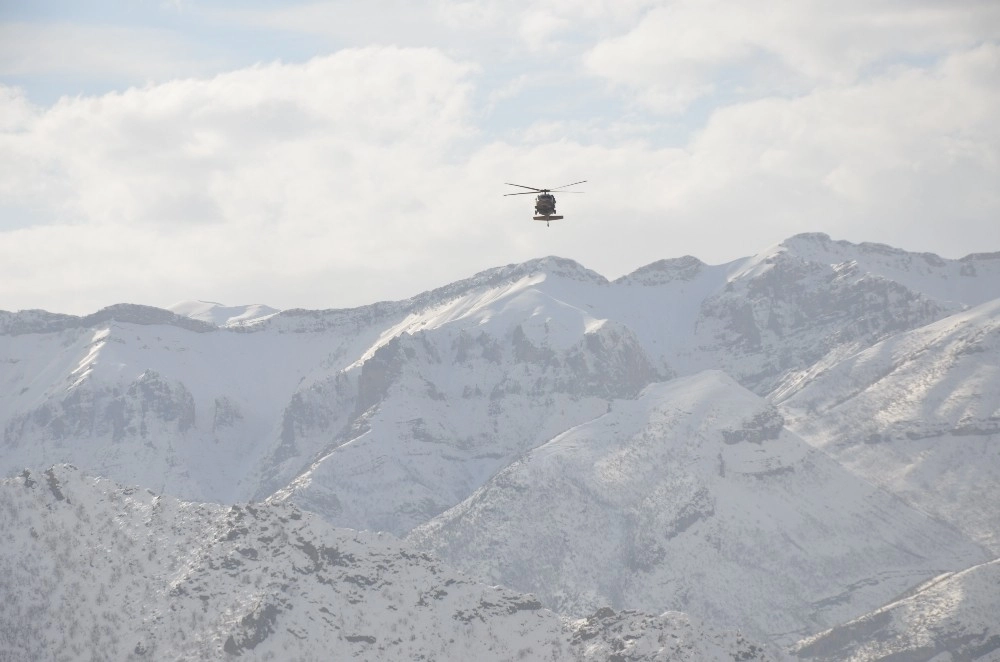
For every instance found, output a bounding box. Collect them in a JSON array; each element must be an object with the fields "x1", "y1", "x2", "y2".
[
  {"x1": 2, "y1": 233, "x2": 999, "y2": 658},
  {"x1": 11, "y1": 233, "x2": 1000, "y2": 327}
]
